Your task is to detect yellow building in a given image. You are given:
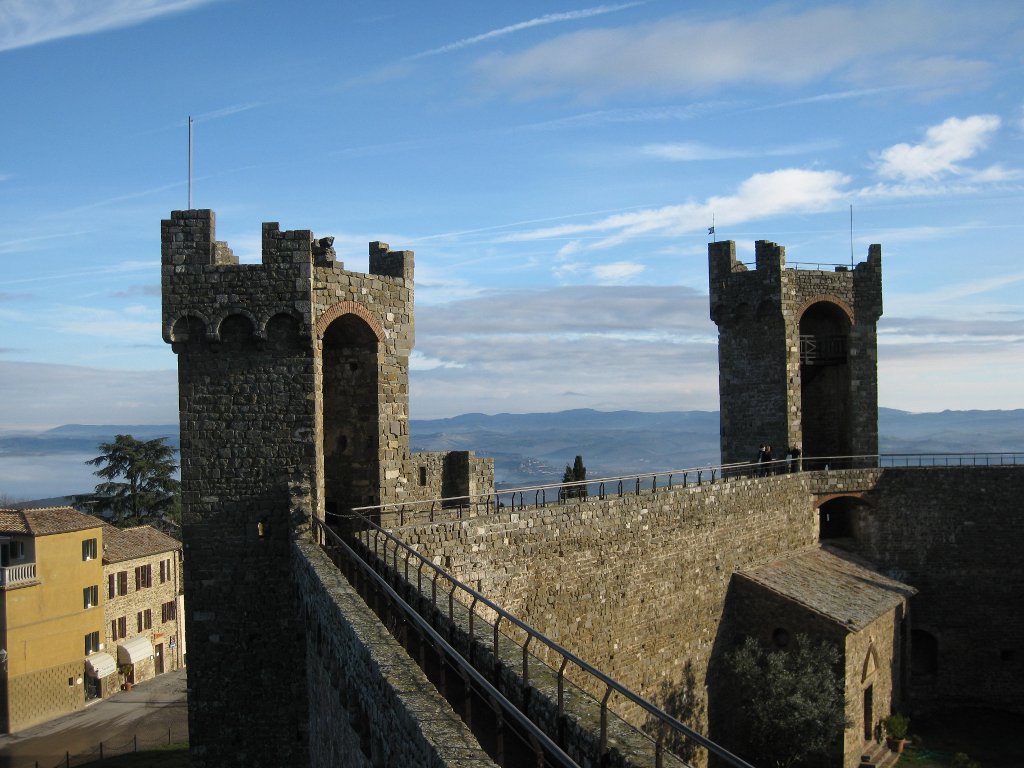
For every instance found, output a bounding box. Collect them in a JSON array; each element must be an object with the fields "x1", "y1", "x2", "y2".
[{"x1": 0, "y1": 507, "x2": 107, "y2": 733}]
